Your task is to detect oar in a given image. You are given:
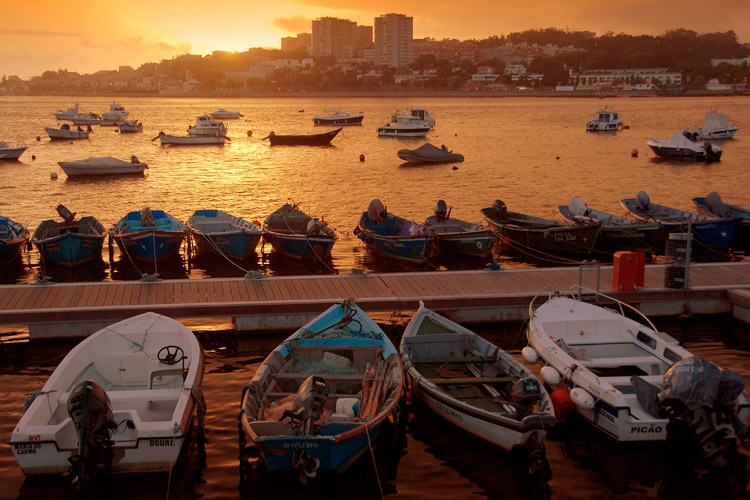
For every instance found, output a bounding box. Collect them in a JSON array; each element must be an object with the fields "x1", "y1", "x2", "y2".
[{"x1": 151, "y1": 131, "x2": 164, "y2": 141}]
